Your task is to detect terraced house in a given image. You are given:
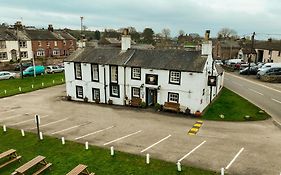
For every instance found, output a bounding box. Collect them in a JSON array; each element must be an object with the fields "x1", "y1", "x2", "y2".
[{"x1": 64, "y1": 31, "x2": 224, "y2": 114}]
